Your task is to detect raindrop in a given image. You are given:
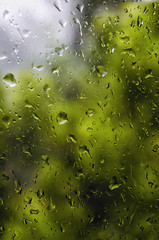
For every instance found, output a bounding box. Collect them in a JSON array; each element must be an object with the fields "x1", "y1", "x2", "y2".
[
  {"x1": 145, "y1": 69, "x2": 153, "y2": 79},
  {"x1": 131, "y1": 20, "x2": 135, "y2": 28},
  {"x1": 109, "y1": 183, "x2": 121, "y2": 190},
  {"x1": 59, "y1": 19, "x2": 67, "y2": 27},
  {"x1": 3, "y1": 73, "x2": 17, "y2": 87},
  {"x1": 32, "y1": 65, "x2": 45, "y2": 71},
  {"x1": 143, "y1": 6, "x2": 149, "y2": 14},
  {"x1": 137, "y1": 16, "x2": 143, "y2": 27},
  {"x1": 79, "y1": 145, "x2": 91, "y2": 158},
  {"x1": 54, "y1": 0, "x2": 63, "y2": 12},
  {"x1": 109, "y1": 177, "x2": 121, "y2": 190},
  {"x1": 153, "y1": 144, "x2": 159, "y2": 152},
  {"x1": 96, "y1": 65, "x2": 107, "y2": 77},
  {"x1": 37, "y1": 189, "x2": 45, "y2": 198},
  {"x1": 24, "y1": 196, "x2": 32, "y2": 204},
  {"x1": 67, "y1": 134, "x2": 77, "y2": 143},
  {"x1": 2, "y1": 173, "x2": 9, "y2": 181},
  {"x1": 0, "y1": 52, "x2": 7, "y2": 60},
  {"x1": 86, "y1": 109, "x2": 96, "y2": 117},
  {"x1": 33, "y1": 113, "x2": 41, "y2": 121},
  {"x1": 121, "y1": 48, "x2": 136, "y2": 57},
  {"x1": 22, "y1": 29, "x2": 30, "y2": 38},
  {"x1": 52, "y1": 67, "x2": 60, "y2": 74},
  {"x1": 3, "y1": 10, "x2": 9, "y2": 20},
  {"x1": 30, "y1": 209, "x2": 39, "y2": 214},
  {"x1": 76, "y1": 3, "x2": 84, "y2": 13},
  {"x1": 0, "y1": 226, "x2": 4, "y2": 234},
  {"x1": 43, "y1": 84, "x2": 50, "y2": 97},
  {"x1": 56, "y1": 112, "x2": 68, "y2": 124},
  {"x1": 55, "y1": 47, "x2": 63, "y2": 56},
  {"x1": 41, "y1": 155, "x2": 49, "y2": 165},
  {"x1": 120, "y1": 36, "x2": 130, "y2": 44}
]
